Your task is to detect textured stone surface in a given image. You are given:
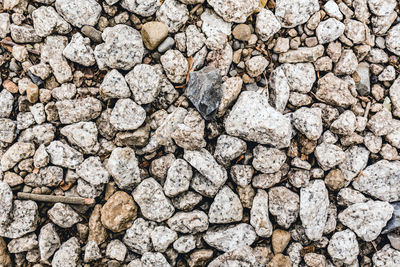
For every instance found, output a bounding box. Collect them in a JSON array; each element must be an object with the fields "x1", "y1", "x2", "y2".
[
  {"x1": 269, "y1": 186, "x2": 299, "y2": 229},
  {"x1": 250, "y1": 190, "x2": 273, "y2": 238},
  {"x1": 328, "y1": 229, "x2": 359, "y2": 265},
  {"x1": 275, "y1": 0, "x2": 320, "y2": 28},
  {"x1": 209, "y1": 186, "x2": 242, "y2": 224},
  {"x1": 48, "y1": 203, "x2": 82, "y2": 228},
  {"x1": 207, "y1": 0, "x2": 258, "y2": 23},
  {"x1": 126, "y1": 64, "x2": 161, "y2": 105},
  {"x1": 55, "y1": 0, "x2": 101, "y2": 28}
]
